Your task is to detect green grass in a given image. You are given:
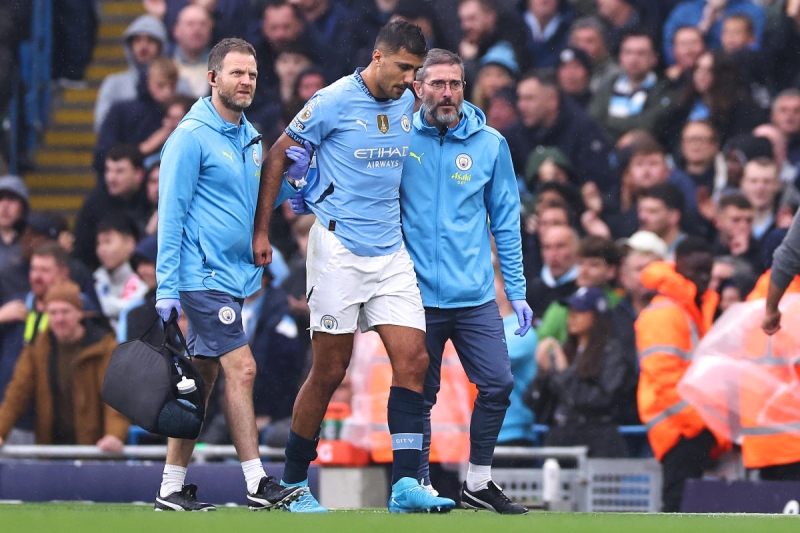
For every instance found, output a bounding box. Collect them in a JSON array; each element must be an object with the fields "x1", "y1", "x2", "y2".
[{"x1": 1, "y1": 503, "x2": 798, "y2": 533}]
